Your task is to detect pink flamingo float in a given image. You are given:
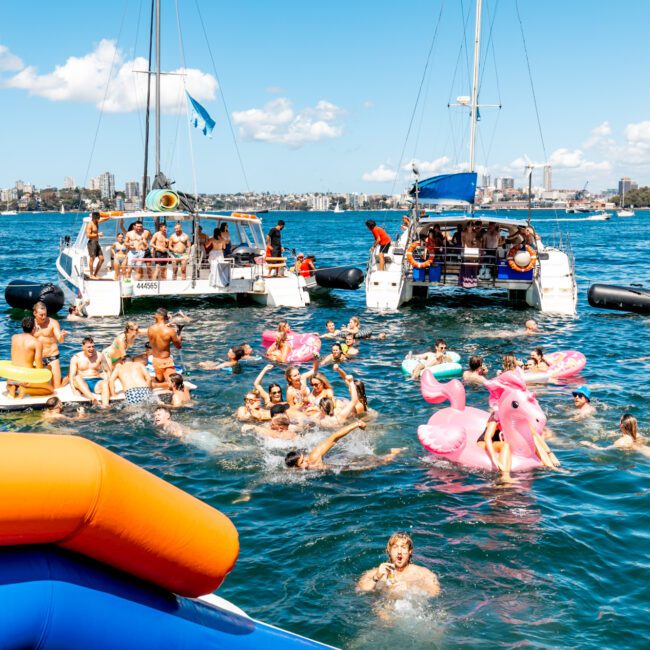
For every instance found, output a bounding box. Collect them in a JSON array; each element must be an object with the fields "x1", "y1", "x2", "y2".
[{"x1": 417, "y1": 368, "x2": 547, "y2": 472}]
